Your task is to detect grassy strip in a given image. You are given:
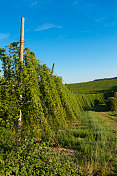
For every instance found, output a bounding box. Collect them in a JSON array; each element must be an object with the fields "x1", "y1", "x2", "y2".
[
  {"x1": 95, "y1": 111, "x2": 117, "y2": 134},
  {"x1": 56, "y1": 111, "x2": 117, "y2": 175}
]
